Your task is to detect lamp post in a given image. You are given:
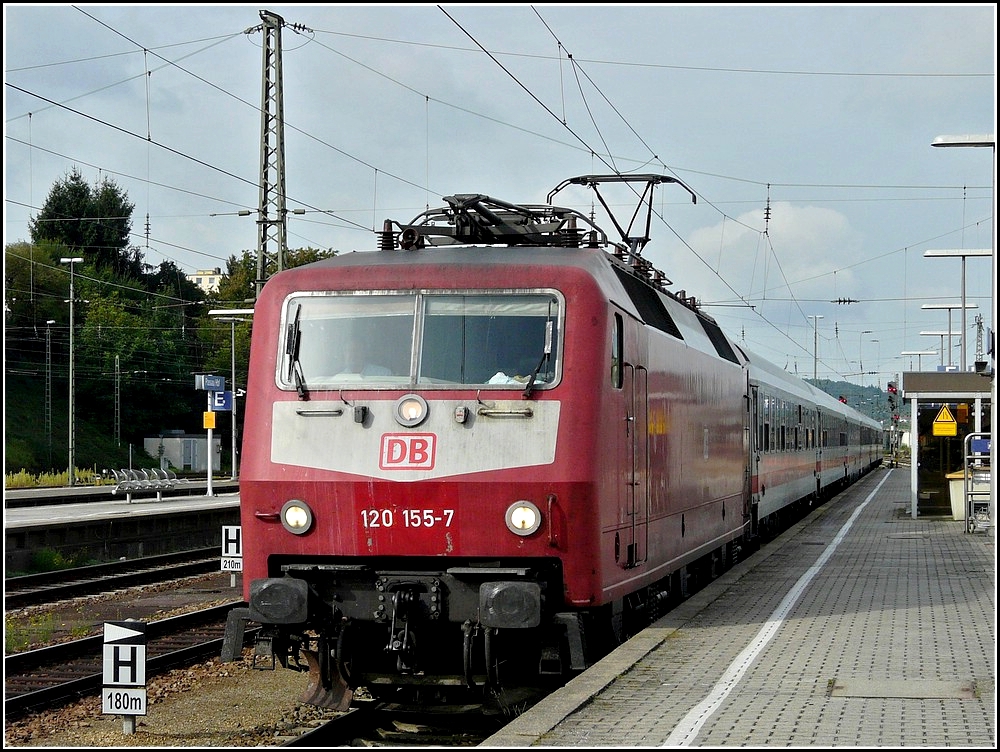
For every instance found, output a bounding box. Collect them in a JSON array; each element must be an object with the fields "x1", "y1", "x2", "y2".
[
  {"x1": 920, "y1": 304, "x2": 977, "y2": 368},
  {"x1": 45, "y1": 319, "x2": 56, "y2": 470},
  {"x1": 932, "y1": 133, "x2": 995, "y2": 533},
  {"x1": 918, "y1": 331, "x2": 960, "y2": 368},
  {"x1": 858, "y1": 329, "x2": 872, "y2": 377},
  {"x1": 901, "y1": 350, "x2": 937, "y2": 371},
  {"x1": 209, "y1": 308, "x2": 254, "y2": 480},
  {"x1": 59, "y1": 256, "x2": 83, "y2": 486},
  {"x1": 869, "y1": 339, "x2": 880, "y2": 384},
  {"x1": 807, "y1": 315, "x2": 824, "y2": 380},
  {"x1": 923, "y1": 249, "x2": 990, "y2": 371}
]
